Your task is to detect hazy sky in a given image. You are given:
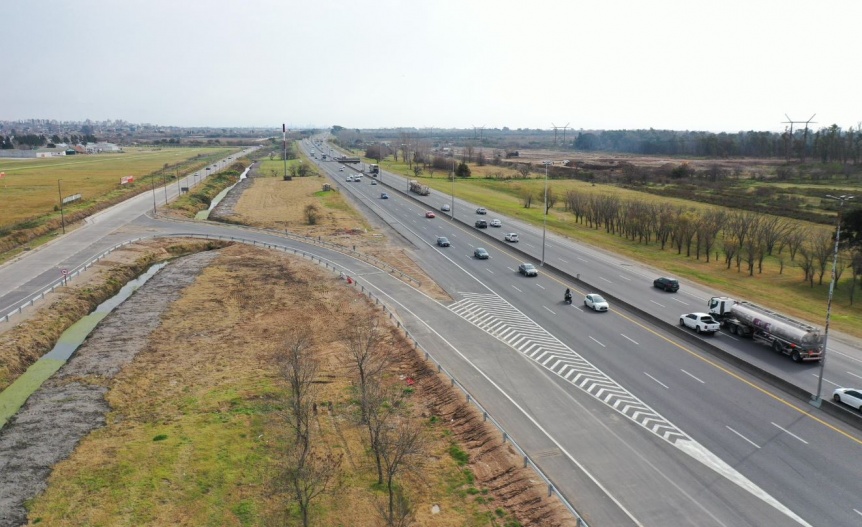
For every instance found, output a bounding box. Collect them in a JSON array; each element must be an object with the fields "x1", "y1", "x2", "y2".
[{"x1": 5, "y1": 0, "x2": 860, "y2": 133}]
